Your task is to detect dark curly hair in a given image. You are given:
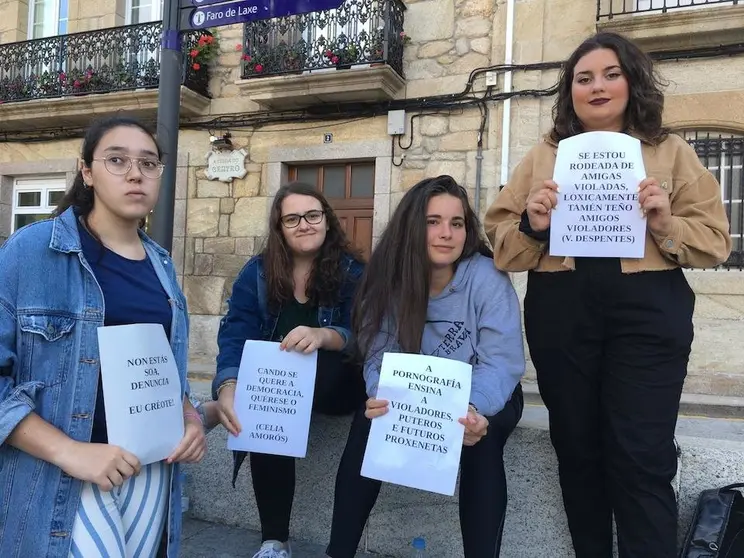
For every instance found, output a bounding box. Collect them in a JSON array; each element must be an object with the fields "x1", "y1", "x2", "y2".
[
  {"x1": 550, "y1": 32, "x2": 669, "y2": 145},
  {"x1": 262, "y1": 181, "x2": 361, "y2": 311}
]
